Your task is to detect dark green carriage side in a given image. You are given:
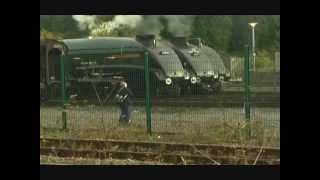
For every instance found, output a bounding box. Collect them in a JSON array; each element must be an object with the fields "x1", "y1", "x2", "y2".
[
  {"x1": 61, "y1": 37, "x2": 167, "y2": 99},
  {"x1": 62, "y1": 37, "x2": 146, "y2": 79}
]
